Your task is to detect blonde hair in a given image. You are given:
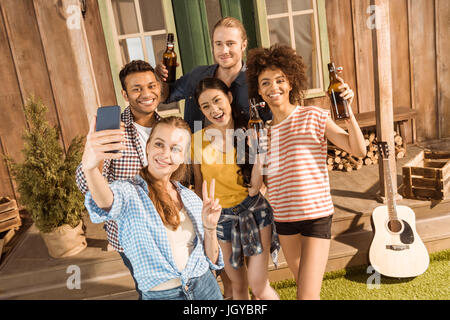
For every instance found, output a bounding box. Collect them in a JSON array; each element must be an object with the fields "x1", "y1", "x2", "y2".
[{"x1": 212, "y1": 16, "x2": 247, "y2": 43}]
